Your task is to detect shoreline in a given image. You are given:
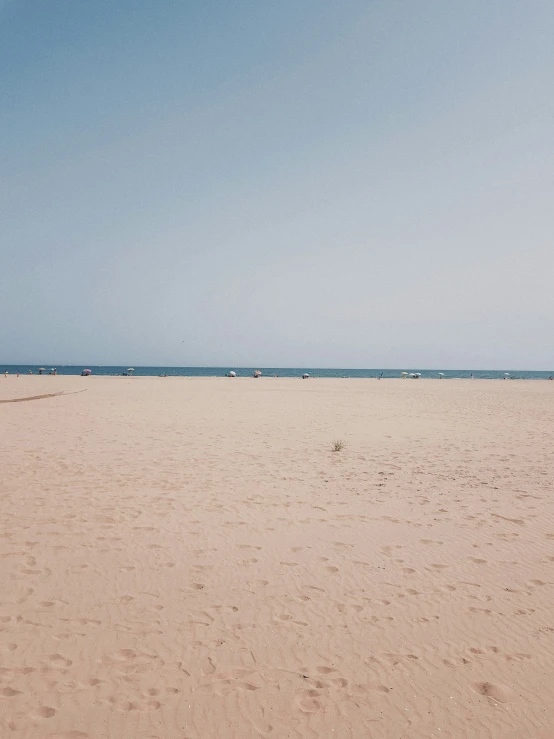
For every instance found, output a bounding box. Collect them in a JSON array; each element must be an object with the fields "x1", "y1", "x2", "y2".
[{"x1": 3, "y1": 374, "x2": 553, "y2": 381}]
